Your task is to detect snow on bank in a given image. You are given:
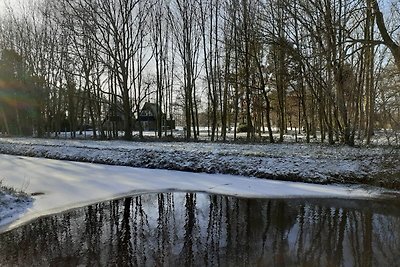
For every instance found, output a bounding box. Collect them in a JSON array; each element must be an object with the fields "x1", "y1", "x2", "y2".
[
  {"x1": 0, "y1": 186, "x2": 32, "y2": 228},
  {"x1": 0, "y1": 154, "x2": 385, "y2": 233},
  {"x1": 0, "y1": 137, "x2": 399, "y2": 188}
]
